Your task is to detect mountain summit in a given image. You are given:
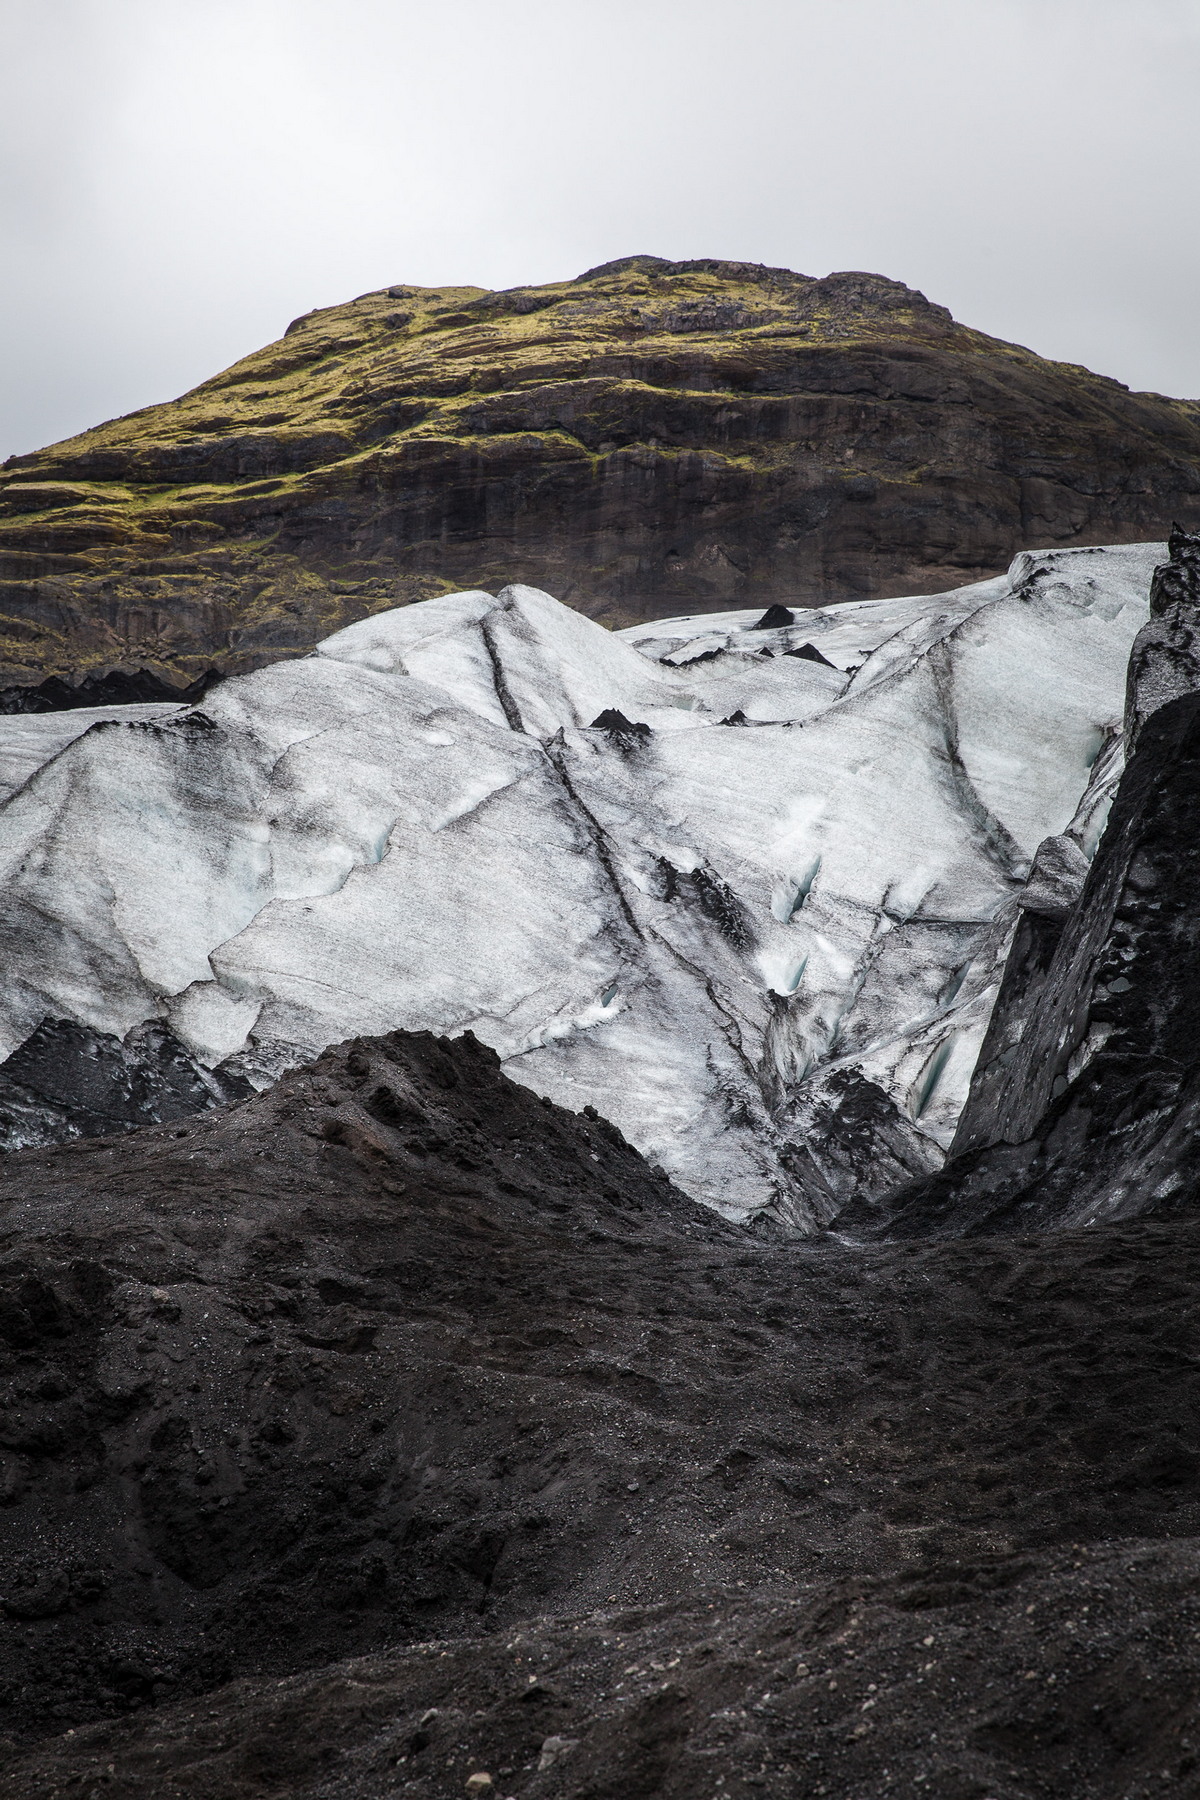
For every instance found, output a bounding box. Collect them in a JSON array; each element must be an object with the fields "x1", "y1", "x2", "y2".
[{"x1": 2, "y1": 256, "x2": 1199, "y2": 687}]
